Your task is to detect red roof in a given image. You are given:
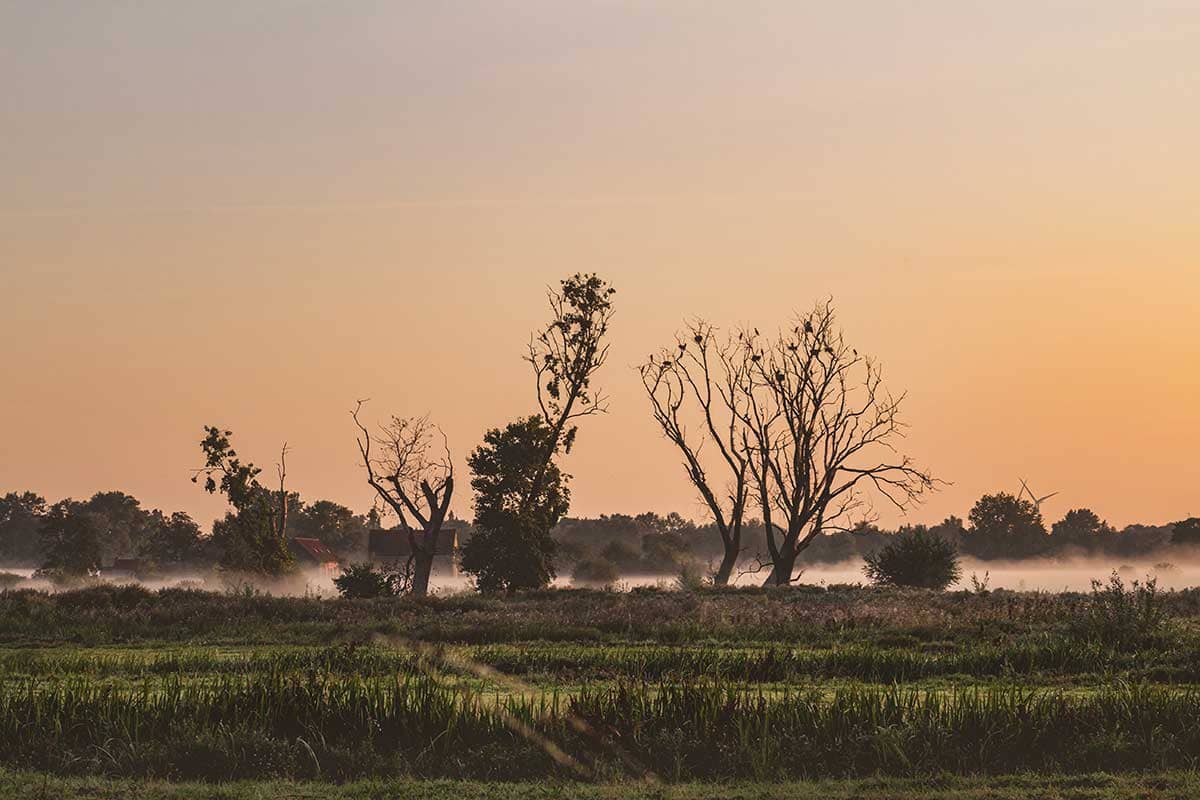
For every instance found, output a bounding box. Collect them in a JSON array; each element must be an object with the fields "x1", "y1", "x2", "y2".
[{"x1": 288, "y1": 537, "x2": 340, "y2": 565}]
